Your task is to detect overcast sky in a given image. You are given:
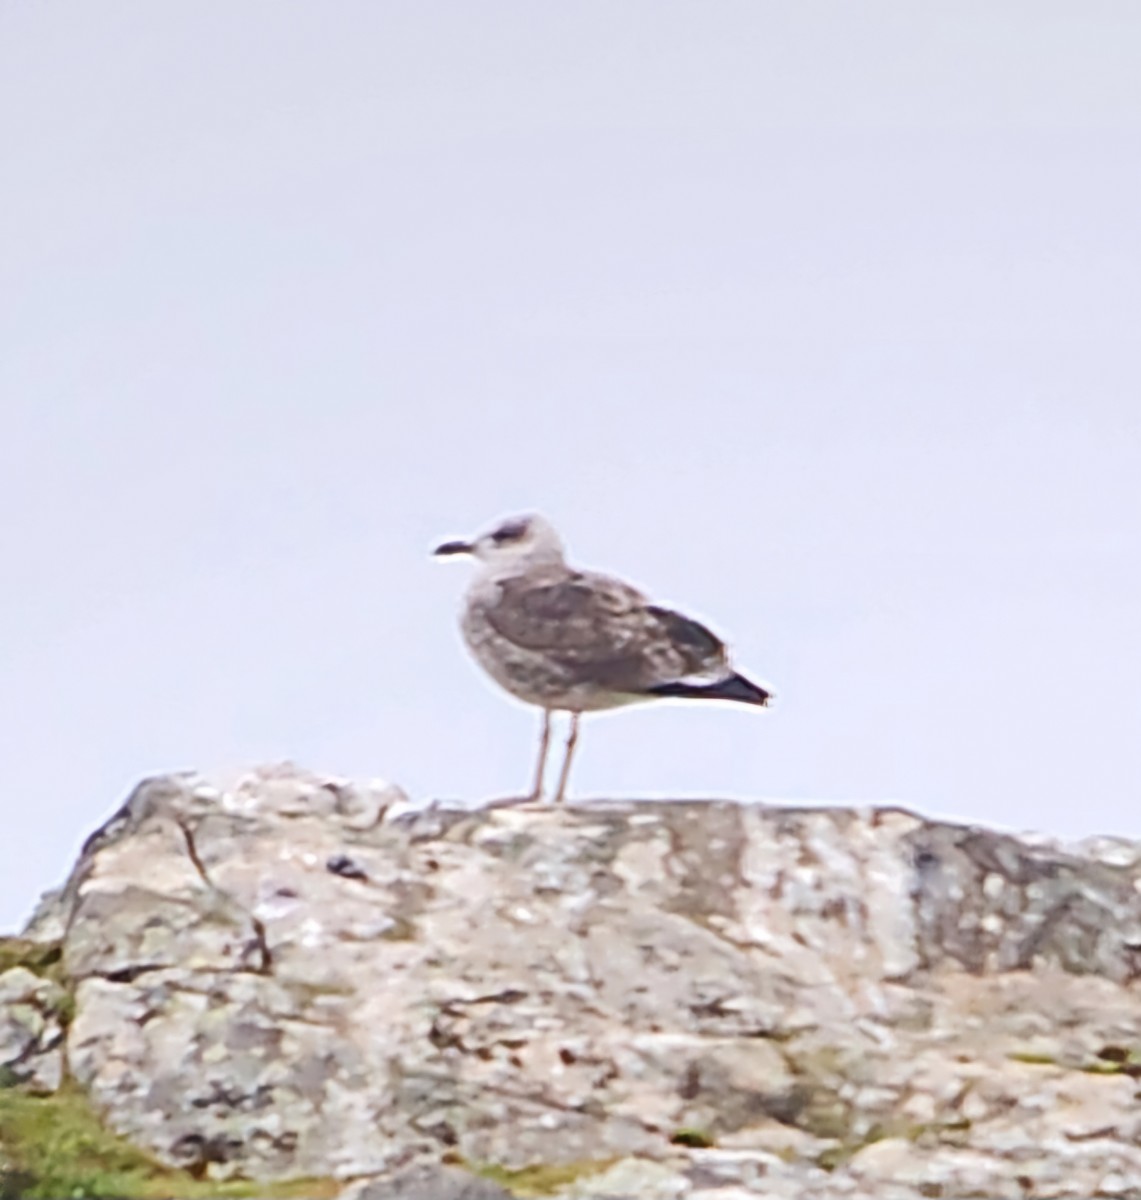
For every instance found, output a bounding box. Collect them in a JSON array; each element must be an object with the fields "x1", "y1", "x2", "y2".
[{"x1": 3, "y1": 3, "x2": 1140, "y2": 929}]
